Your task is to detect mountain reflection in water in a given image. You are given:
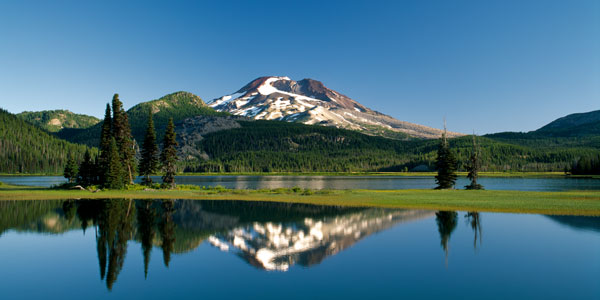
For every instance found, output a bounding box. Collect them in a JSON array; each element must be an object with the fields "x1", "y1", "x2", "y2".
[
  {"x1": 0, "y1": 199, "x2": 433, "y2": 289},
  {"x1": 4, "y1": 199, "x2": 593, "y2": 291}
]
